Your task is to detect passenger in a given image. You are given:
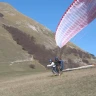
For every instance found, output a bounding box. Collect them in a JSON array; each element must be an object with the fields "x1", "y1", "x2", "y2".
[{"x1": 47, "y1": 60, "x2": 57, "y2": 75}]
